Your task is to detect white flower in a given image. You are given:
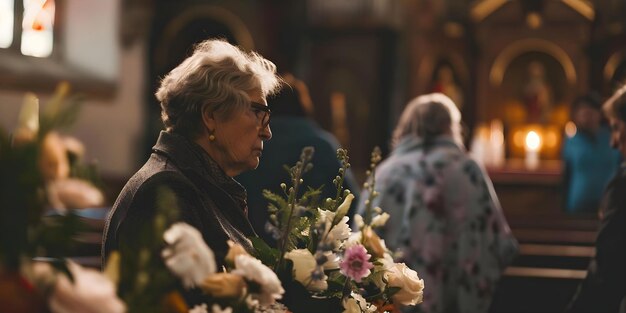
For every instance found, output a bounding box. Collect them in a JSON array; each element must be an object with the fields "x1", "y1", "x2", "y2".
[
  {"x1": 211, "y1": 304, "x2": 233, "y2": 313},
  {"x1": 370, "y1": 212, "x2": 390, "y2": 228},
  {"x1": 322, "y1": 251, "x2": 340, "y2": 270},
  {"x1": 385, "y1": 263, "x2": 424, "y2": 306},
  {"x1": 327, "y1": 216, "x2": 351, "y2": 249},
  {"x1": 233, "y1": 254, "x2": 284, "y2": 306},
  {"x1": 345, "y1": 230, "x2": 362, "y2": 248},
  {"x1": 342, "y1": 292, "x2": 377, "y2": 313},
  {"x1": 47, "y1": 178, "x2": 105, "y2": 211},
  {"x1": 317, "y1": 209, "x2": 351, "y2": 249},
  {"x1": 162, "y1": 223, "x2": 217, "y2": 288},
  {"x1": 353, "y1": 214, "x2": 365, "y2": 229},
  {"x1": 335, "y1": 193, "x2": 354, "y2": 220},
  {"x1": 189, "y1": 304, "x2": 208, "y2": 313},
  {"x1": 48, "y1": 261, "x2": 125, "y2": 313},
  {"x1": 284, "y1": 249, "x2": 328, "y2": 292}
]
